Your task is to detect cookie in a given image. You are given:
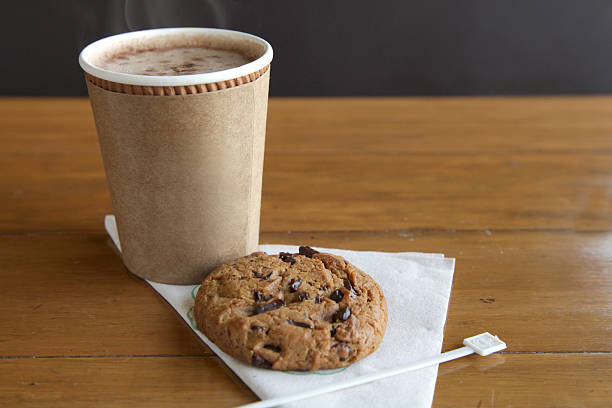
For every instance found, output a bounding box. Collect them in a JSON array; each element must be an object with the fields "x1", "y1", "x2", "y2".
[{"x1": 194, "y1": 246, "x2": 387, "y2": 371}]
